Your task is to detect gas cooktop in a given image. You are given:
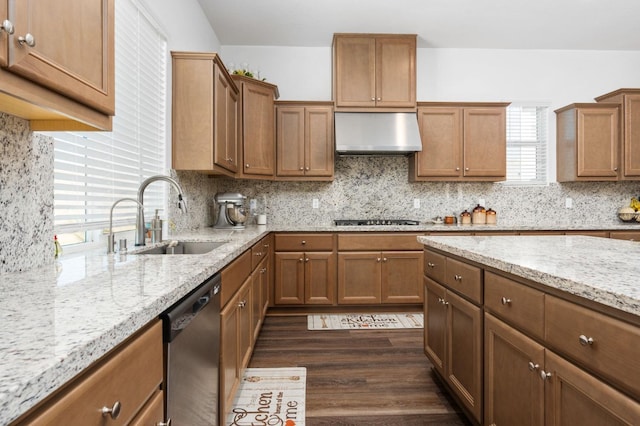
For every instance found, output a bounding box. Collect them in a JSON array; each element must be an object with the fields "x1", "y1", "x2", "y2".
[{"x1": 334, "y1": 219, "x2": 421, "y2": 226}]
